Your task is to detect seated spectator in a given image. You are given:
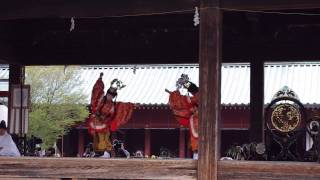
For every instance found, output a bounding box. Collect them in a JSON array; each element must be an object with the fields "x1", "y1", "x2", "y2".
[
  {"x1": 100, "y1": 151, "x2": 111, "y2": 158},
  {"x1": 113, "y1": 140, "x2": 130, "y2": 158},
  {"x1": 134, "y1": 150, "x2": 144, "y2": 158},
  {"x1": 83, "y1": 143, "x2": 96, "y2": 157},
  {"x1": 46, "y1": 147, "x2": 55, "y2": 157},
  {"x1": 0, "y1": 120, "x2": 20, "y2": 157}
]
